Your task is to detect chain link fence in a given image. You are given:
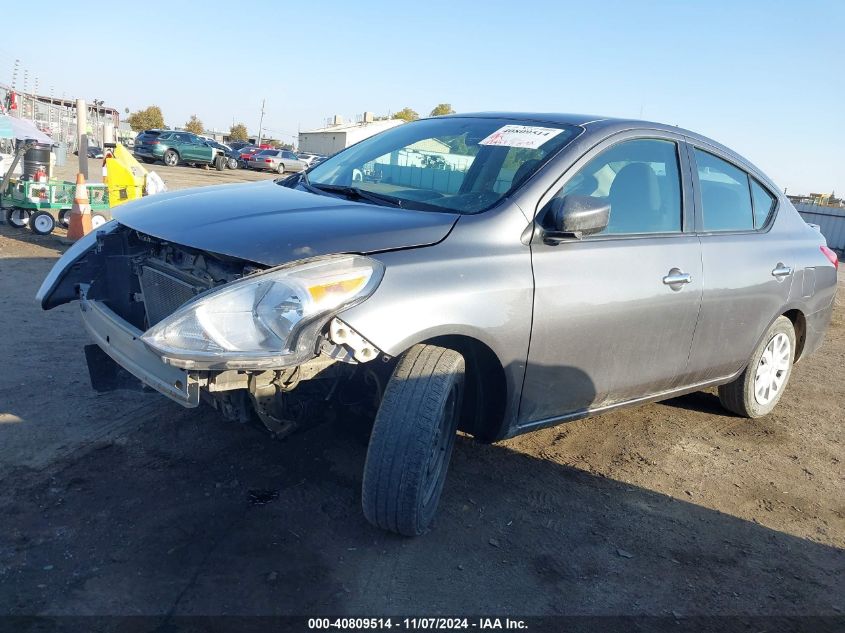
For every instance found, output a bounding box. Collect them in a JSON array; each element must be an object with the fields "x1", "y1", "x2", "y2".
[{"x1": 1, "y1": 82, "x2": 121, "y2": 153}]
